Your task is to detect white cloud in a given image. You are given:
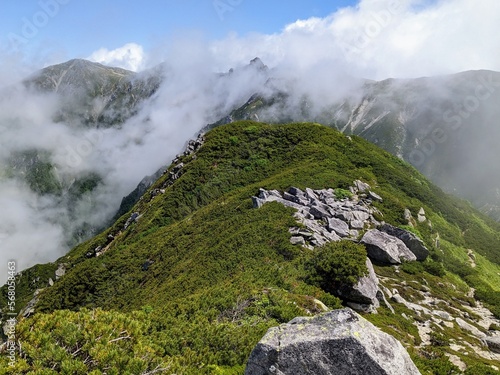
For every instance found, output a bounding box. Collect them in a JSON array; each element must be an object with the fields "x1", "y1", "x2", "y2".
[
  {"x1": 210, "y1": 0, "x2": 500, "y2": 79},
  {"x1": 86, "y1": 0, "x2": 500, "y2": 78},
  {"x1": 88, "y1": 42, "x2": 144, "y2": 71}
]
